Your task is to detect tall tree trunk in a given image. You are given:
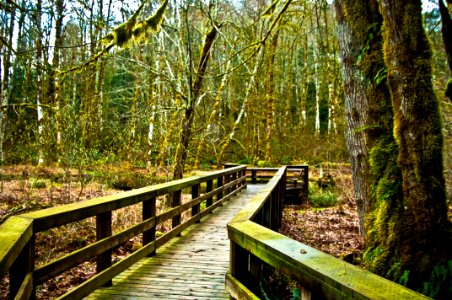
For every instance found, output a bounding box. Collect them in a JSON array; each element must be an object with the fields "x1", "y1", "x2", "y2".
[
  {"x1": 379, "y1": 0, "x2": 451, "y2": 295},
  {"x1": 0, "y1": 4, "x2": 15, "y2": 163},
  {"x1": 173, "y1": 26, "x2": 217, "y2": 179},
  {"x1": 265, "y1": 31, "x2": 279, "y2": 162},
  {"x1": 439, "y1": 0, "x2": 452, "y2": 72},
  {"x1": 36, "y1": 0, "x2": 44, "y2": 164},
  {"x1": 194, "y1": 59, "x2": 231, "y2": 169},
  {"x1": 439, "y1": 0, "x2": 452, "y2": 101},
  {"x1": 46, "y1": 0, "x2": 65, "y2": 162},
  {"x1": 217, "y1": 47, "x2": 263, "y2": 168},
  {"x1": 335, "y1": 0, "x2": 372, "y2": 237}
]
